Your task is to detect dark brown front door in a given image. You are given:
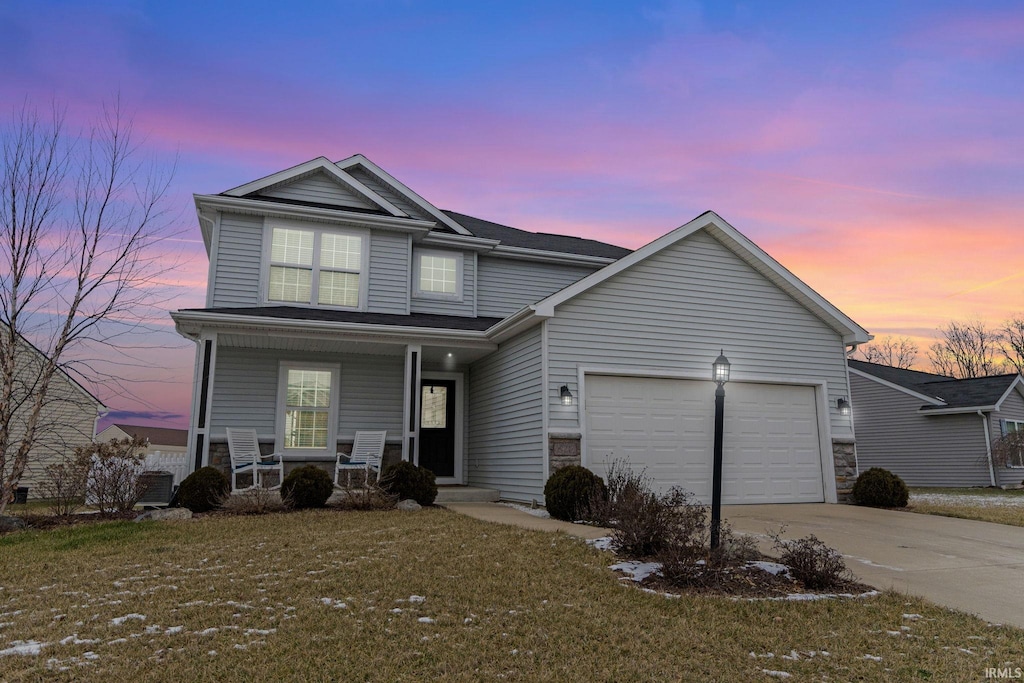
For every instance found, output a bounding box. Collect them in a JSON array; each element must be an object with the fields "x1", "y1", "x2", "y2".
[{"x1": 419, "y1": 379, "x2": 455, "y2": 477}]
